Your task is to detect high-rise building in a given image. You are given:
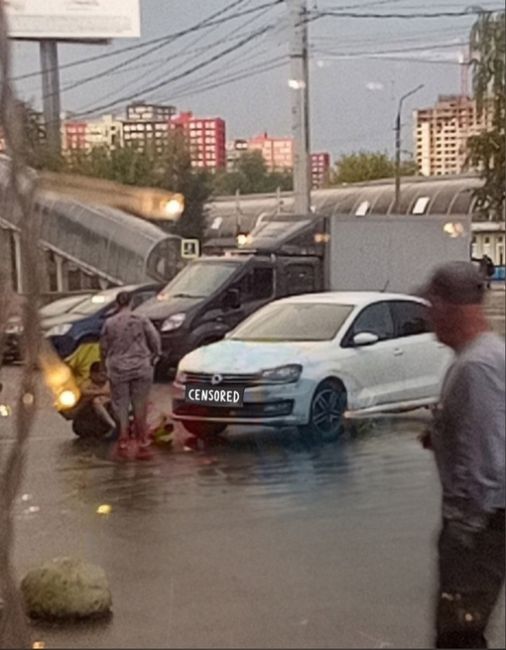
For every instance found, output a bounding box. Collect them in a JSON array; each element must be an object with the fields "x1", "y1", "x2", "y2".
[
  {"x1": 126, "y1": 101, "x2": 176, "y2": 122},
  {"x1": 170, "y1": 112, "x2": 226, "y2": 170},
  {"x1": 247, "y1": 132, "x2": 294, "y2": 171},
  {"x1": 311, "y1": 152, "x2": 331, "y2": 188},
  {"x1": 414, "y1": 95, "x2": 492, "y2": 176}
]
